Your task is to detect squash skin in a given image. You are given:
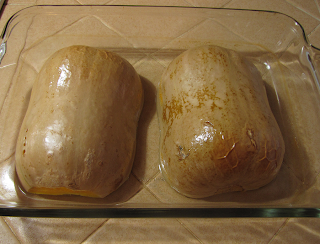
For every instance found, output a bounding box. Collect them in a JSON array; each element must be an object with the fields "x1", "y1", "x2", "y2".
[
  {"x1": 158, "y1": 45, "x2": 285, "y2": 198},
  {"x1": 15, "y1": 45, "x2": 143, "y2": 198}
]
